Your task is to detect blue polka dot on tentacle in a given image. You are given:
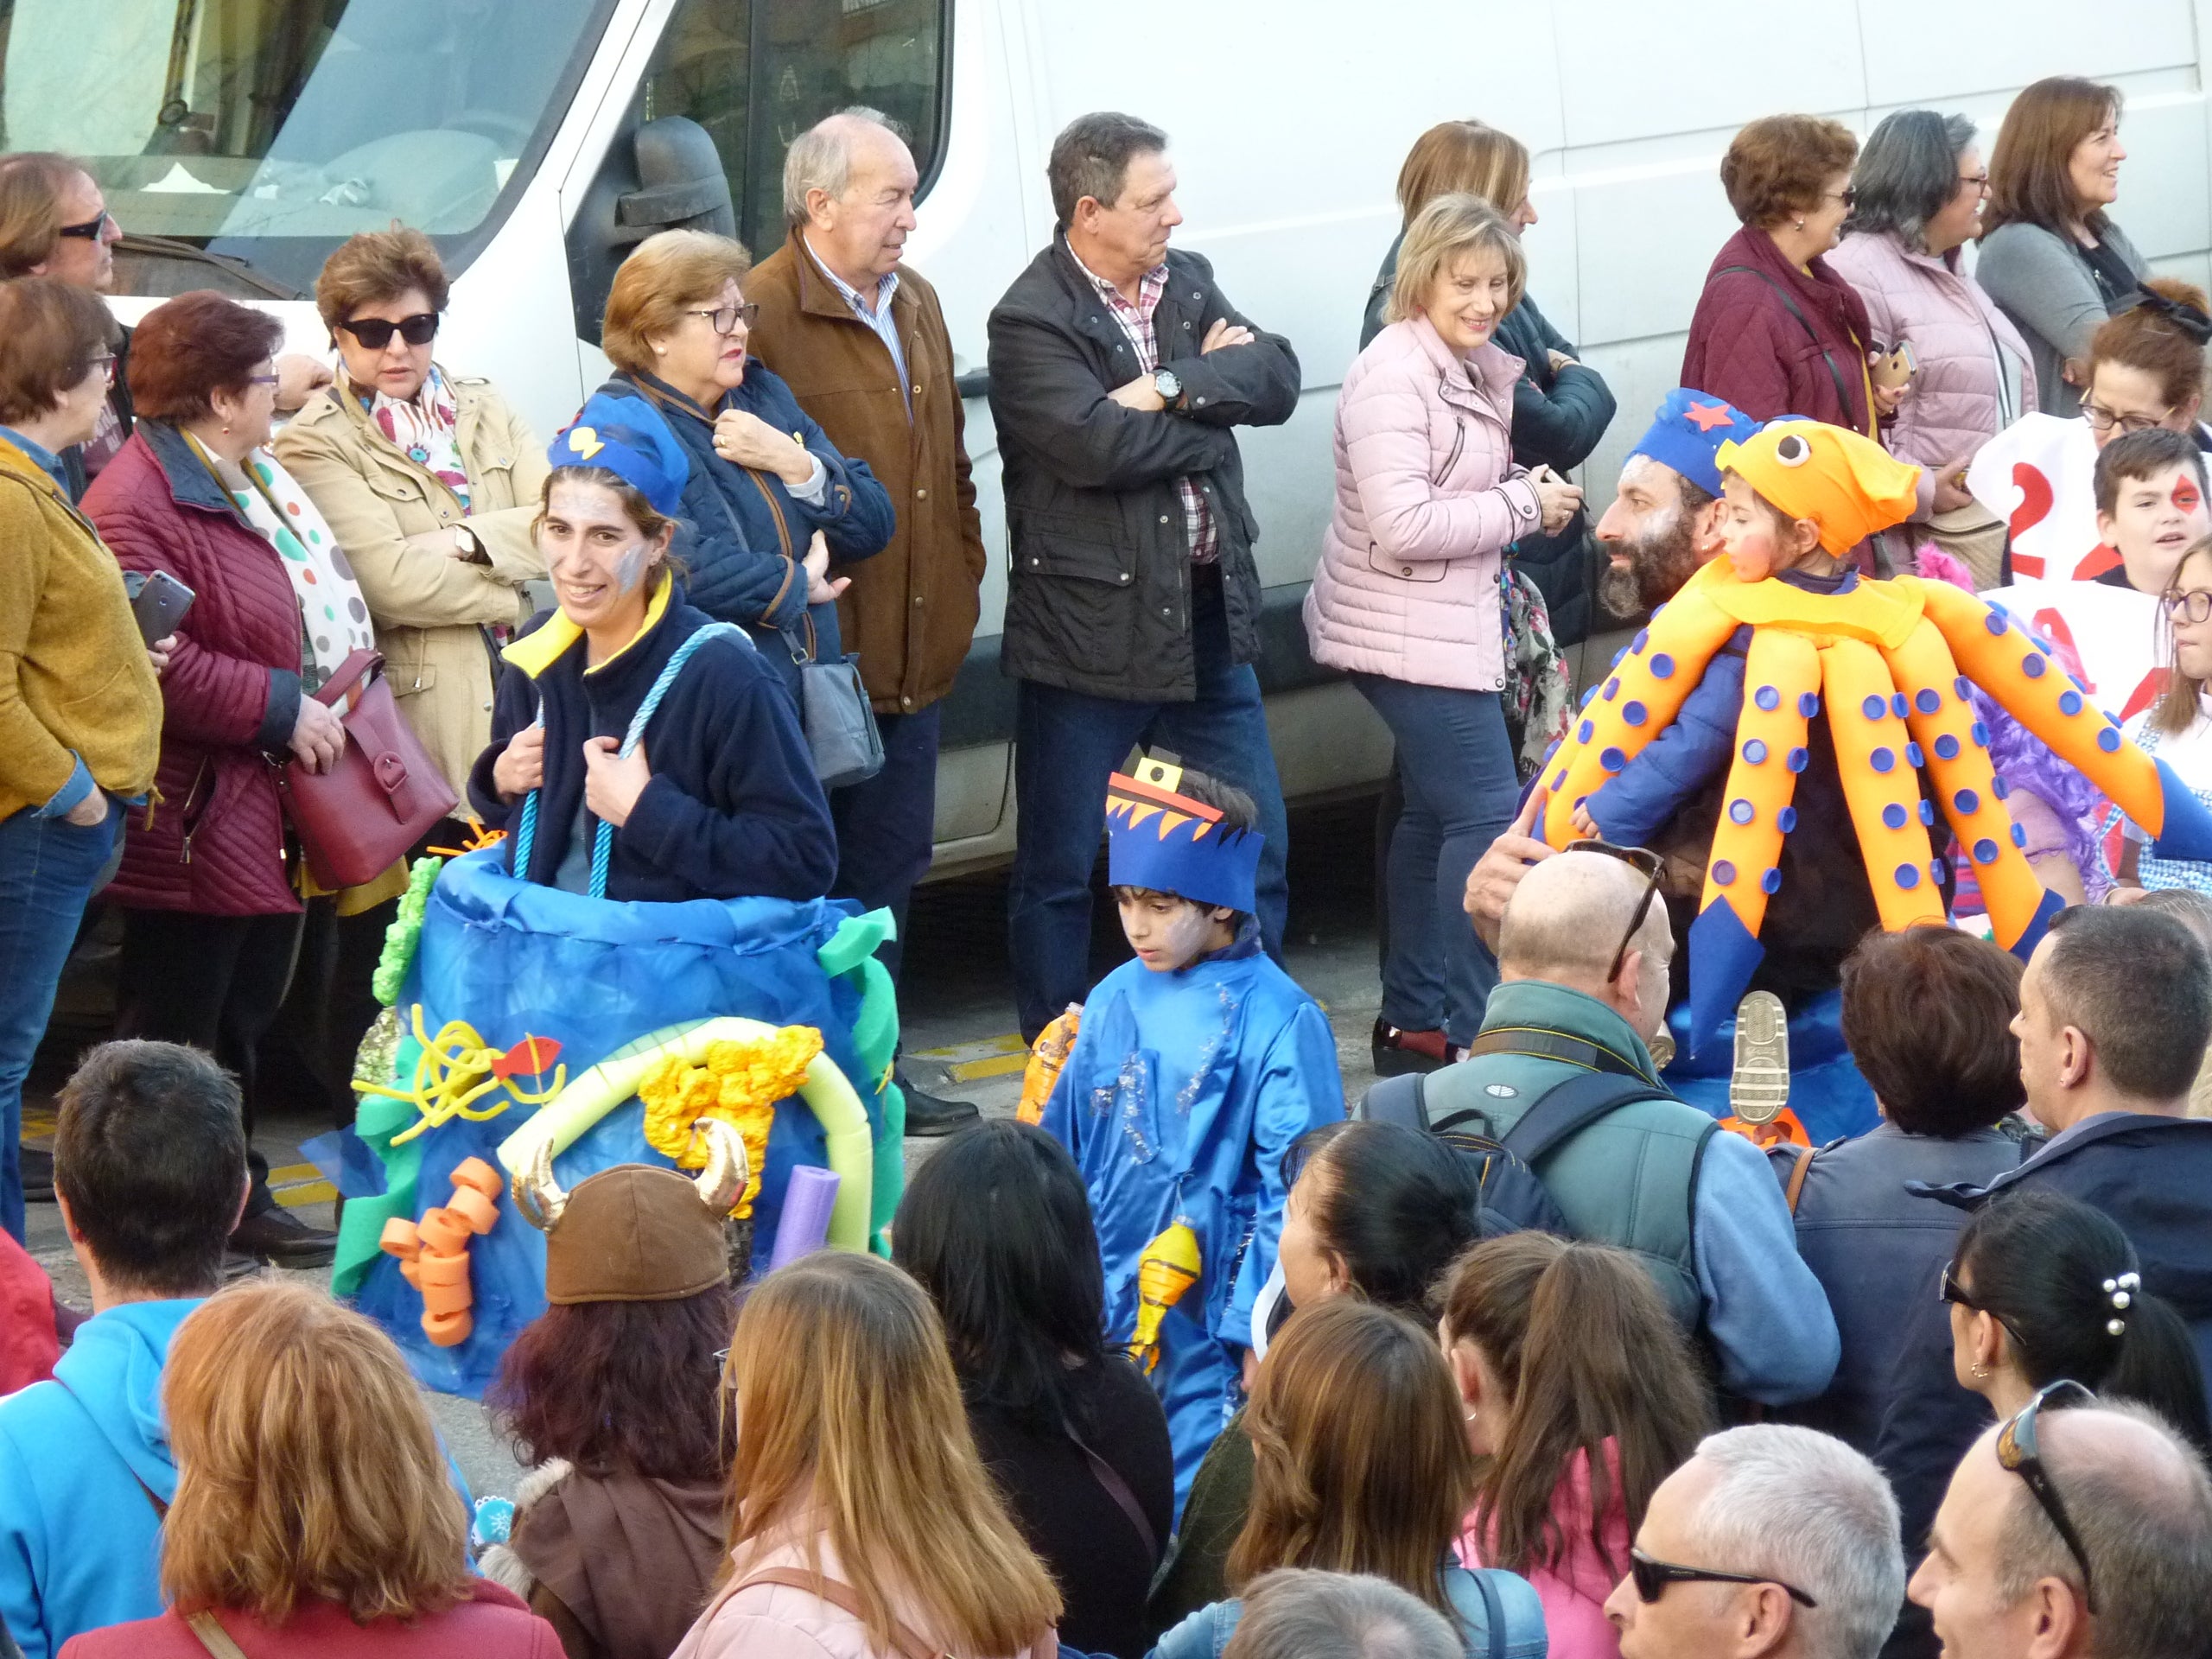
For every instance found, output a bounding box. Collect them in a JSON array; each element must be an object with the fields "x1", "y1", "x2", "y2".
[
  {"x1": 1713, "y1": 860, "x2": 1737, "y2": 886},
  {"x1": 1974, "y1": 838, "x2": 1999, "y2": 864},
  {"x1": 1895, "y1": 863, "x2": 1922, "y2": 889},
  {"x1": 1761, "y1": 868, "x2": 1783, "y2": 894},
  {"x1": 1777, "y1": 806, "x2": 1798, "y2": 832},
  {"x1": 2035, "y1": 636, "x2": 2054, "y2": 655},
  {"x1": 2098, "y1": 728, "x2": 2122, "y2": 753},
  {"x1": 1624, "y1": 702, "x2": 1648, "y2": 727},
  {"x1": 1580, "y1": 686, "x2": 1599, "y2": 710},
  {"x1": 1891, "y1": 693, "x2": 1910, "y2": 718},
  {"x1": 1652, "y1": 602, "x2": 1668, "y2": 619},
  {"x1": 1552, "y1": 772, "x2": 1567, "y2": 792},
  {"x1": 1993, "y1": 776, "x2": 2011, "y2": 800},
  {"x1": 1934, "y1": 734, "x2": 1961, "y2": 760},
  {"x1": 1651, "y1": 653, "x2": 1675, "y2": 679},
  {"x1": 1915, "y1": 689, "x2": 1942, "y2": 714},
  {"x1": 1871, "y1": 747, "x2": 1896, "y2": 772},
  {"x1": 1907, "y1": 742, "x2": 1925, "y2": 766},
  {"x1": 1798, "y1": 691, "x2": 1821, "y2": 717},
  {"x1": 1882, "y1": 803, "x2": 1907, "y2": 830},
  {"x1": 1579, "y1": 720, "x2": 1594, "y2": 742},
  {"x1": 1919, "y1": 799, "x2": 1936, "y2": 825},
  {"x1": 2059, "y1": 690, "x2": 2083, "y2": 716},
  {"x1": 1755, "y1": 684, "x2": 1780, "y2": 711},
  {"x1": 1729, "y1": 798, "x2": 1756, "y2": 825},
  {"x1": 1955, "y1": 676, "x2": 1973, "y2": 699},
  {"x1": 1601, "y1": 747, "x2": 1627, "y2": 772},
  {"x1": 1604, "y1": 677, "x2": 1621, "y2": 700},
  {"x1": 2022, "y1": 653, "x2": 2047, "y2": 679},
  {"x1": 1931, "y1": 859, "x2": 1948, "y2": 884},
  {"x1": 1983, "y1": 609, "x2": 2009, "y2": 635},
  {"x1": 1955, "y1": 788, "x2": 1980, "y2": 814},
  {"x1": 1972, "y1": 721, "x2": 1990, "y2": 747},
  {"x1": 2012, "y1": 823, "x2": 2028, "y2": 847},
  {"x1": 1787, "y1": 747, "x2": 1809, "y2": 772},
  {"x1": 1631, "y1": 631, "x2": 1649, "y2": 654},
  {"x1": 1743, "y1": 739, "x2": 1769, "y2": 764},
  {"x1": 1861, "y1": 694, "x2": 1887, "y2": 721}
]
